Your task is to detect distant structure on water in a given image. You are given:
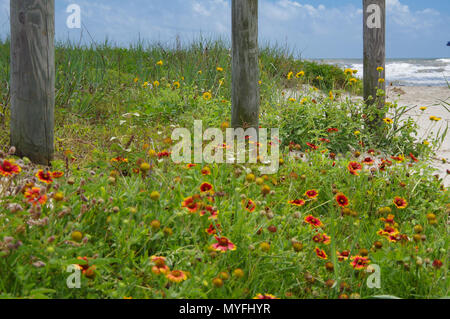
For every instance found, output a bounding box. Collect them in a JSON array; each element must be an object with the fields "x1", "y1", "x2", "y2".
[{"x1": 447, "y1": 41, "x2": 450, "y2": 46}]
